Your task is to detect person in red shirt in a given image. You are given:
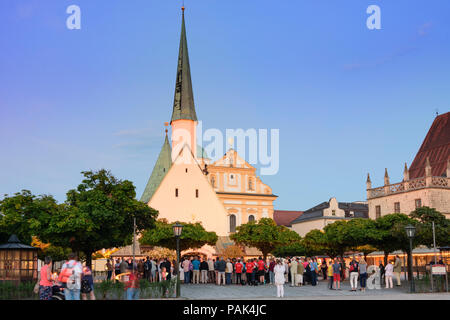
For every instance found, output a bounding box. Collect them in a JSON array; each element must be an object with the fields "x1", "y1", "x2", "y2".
[
  {"x1": 246, "y1": 259, "x2": 254, "y2": 285},
  {"x1": 257, "y1": 257, "x2": 266, "y2": 284},
  {"x1": 124, "y1": 267, "x2": 140, "y2": 300},
  {"x1": 235, "y1": 259, "x2": 243, "y2": 285}
]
